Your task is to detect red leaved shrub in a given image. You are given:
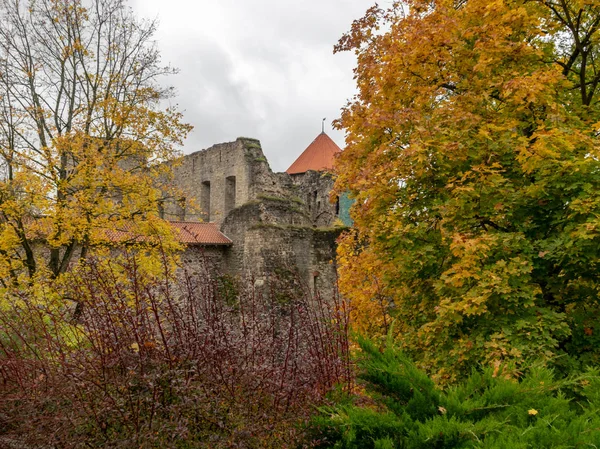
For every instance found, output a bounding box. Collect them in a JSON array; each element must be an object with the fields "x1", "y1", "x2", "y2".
[{"x1": 0, "y1": 251, "x2": 351, "y2": 448}]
